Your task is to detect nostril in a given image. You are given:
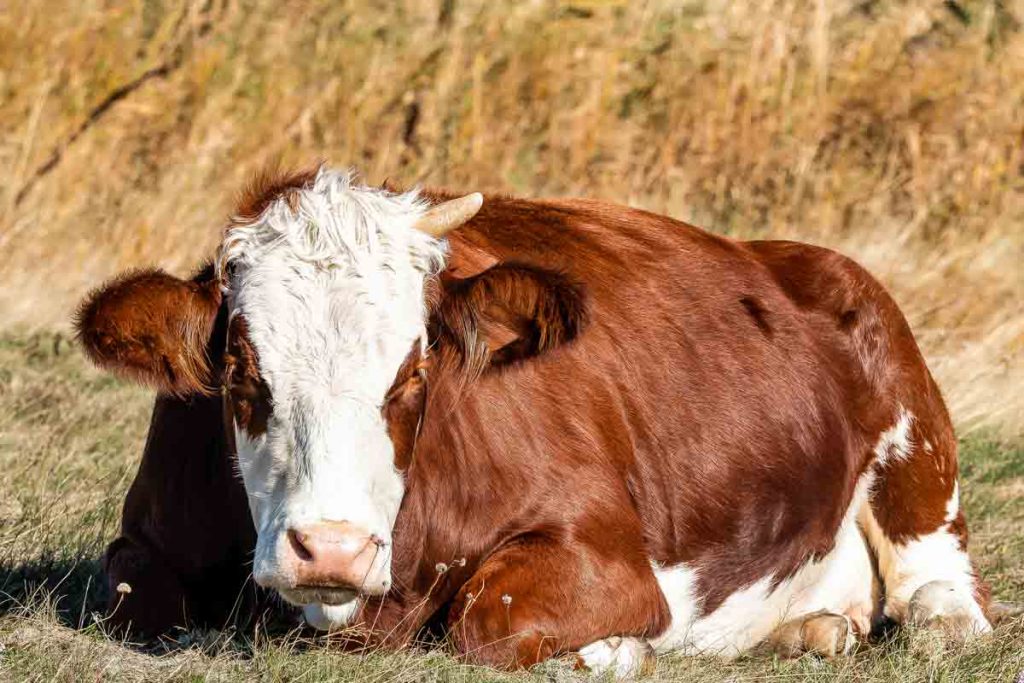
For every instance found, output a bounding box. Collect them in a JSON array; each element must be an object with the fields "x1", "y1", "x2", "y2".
[{"x1": 288, "y1": 529, "x2": 314, "y2": 562}]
